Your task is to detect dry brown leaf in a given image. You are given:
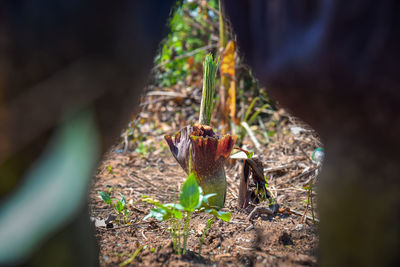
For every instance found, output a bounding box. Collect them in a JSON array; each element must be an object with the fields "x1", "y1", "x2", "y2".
[{"x1": 221, "y1": 40, "x2": 235, "y2": 78}]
